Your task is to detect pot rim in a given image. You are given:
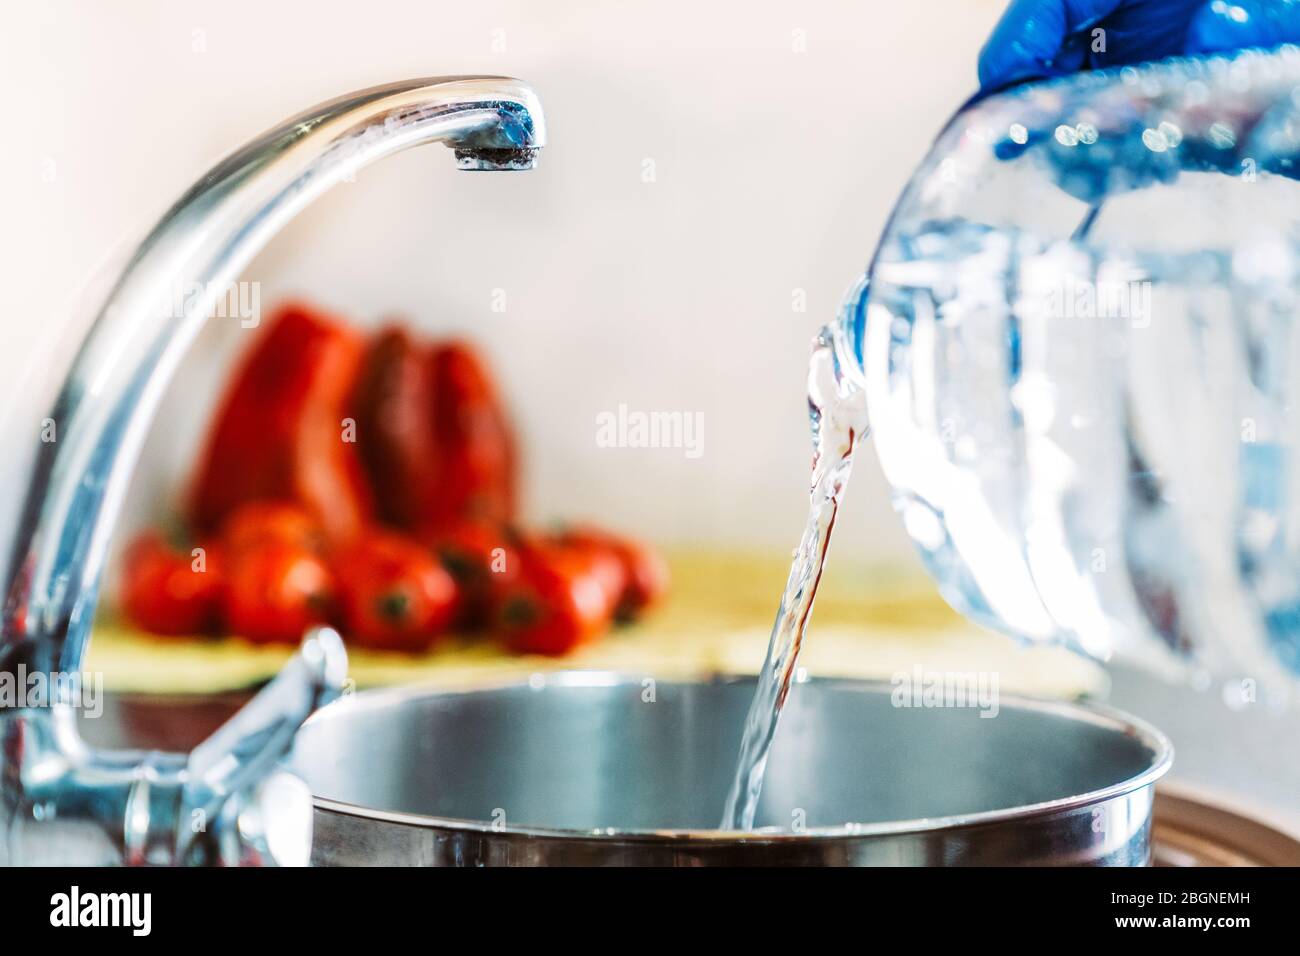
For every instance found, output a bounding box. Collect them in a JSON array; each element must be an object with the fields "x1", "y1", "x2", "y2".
[{"x1": 304, "y1": 670, "x2": 1174, "y2": 842}]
